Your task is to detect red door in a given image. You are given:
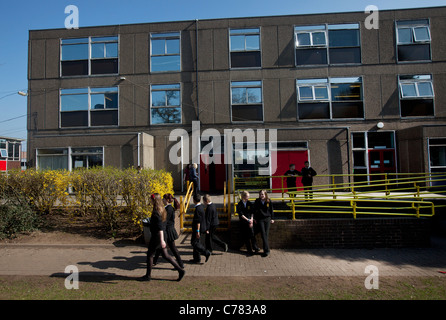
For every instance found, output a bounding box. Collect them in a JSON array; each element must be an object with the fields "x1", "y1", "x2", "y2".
[
  {"x1": 200, "y1": 154, "x2": 226, "y2": 192},
  {"x1": 271, "y1": 150, "x2": 308, "y2": 193},
  {"x1": 368, "y1": 149, "x2": 396, "y2": 182}
]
